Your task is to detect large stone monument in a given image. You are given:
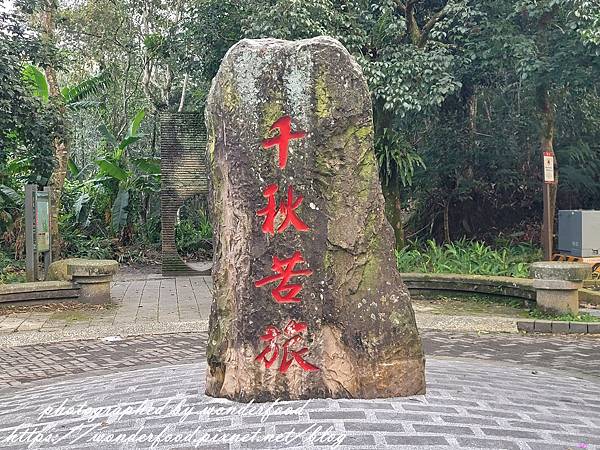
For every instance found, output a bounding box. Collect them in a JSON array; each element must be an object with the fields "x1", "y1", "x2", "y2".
[{"x1": 205, "y1": 37, "x2": 425, "y2": 402}]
